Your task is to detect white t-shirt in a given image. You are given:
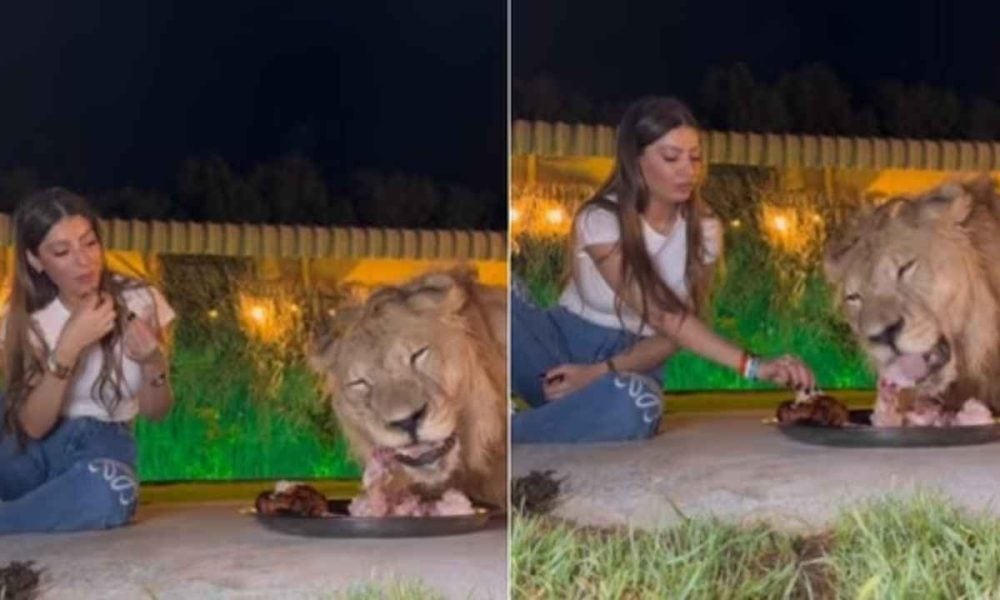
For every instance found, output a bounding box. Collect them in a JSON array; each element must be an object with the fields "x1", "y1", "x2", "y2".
[
  {"x1": 558, "y1": 203, "x2": 722, "y2": 336},
  {"x1": 4, "y1": 283, "x2": 176, "y2": 422}
]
